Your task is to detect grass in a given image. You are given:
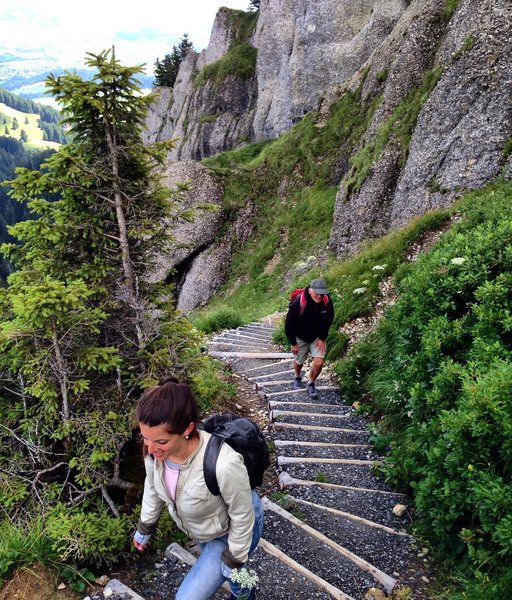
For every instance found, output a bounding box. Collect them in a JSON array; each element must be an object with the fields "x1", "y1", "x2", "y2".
[
  {"x1": 193, "y1": 10, "x2": 258, "y2": 89},
  {"x1": 0, "y1": 515, "x2": 93, "y2": 593}
]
